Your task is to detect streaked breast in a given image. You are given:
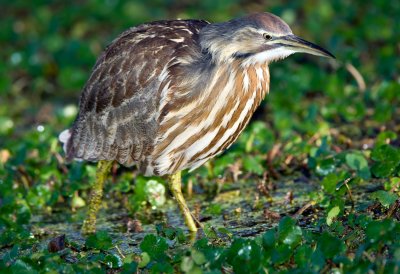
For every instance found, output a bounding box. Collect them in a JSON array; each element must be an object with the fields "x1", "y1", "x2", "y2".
[{"x1": 144, "y1": 61, "x2": 270, "y2": 176}]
